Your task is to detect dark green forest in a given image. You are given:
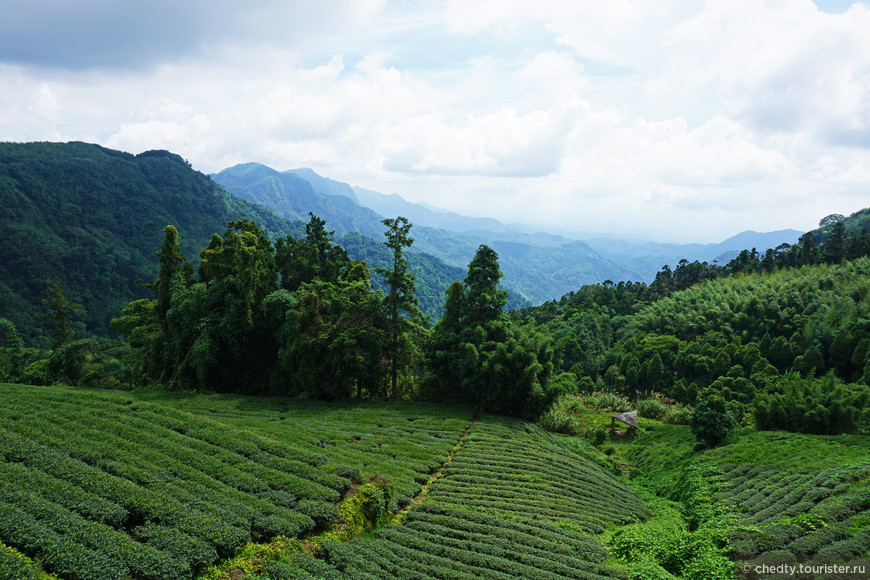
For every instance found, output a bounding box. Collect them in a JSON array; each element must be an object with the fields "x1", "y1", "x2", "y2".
[
  {"x1": 0, "y1": 142, "x2": 467, "y2": 347},
  {"x1": 0, "y1": 142, "x2": 302, "y2": 346}
]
